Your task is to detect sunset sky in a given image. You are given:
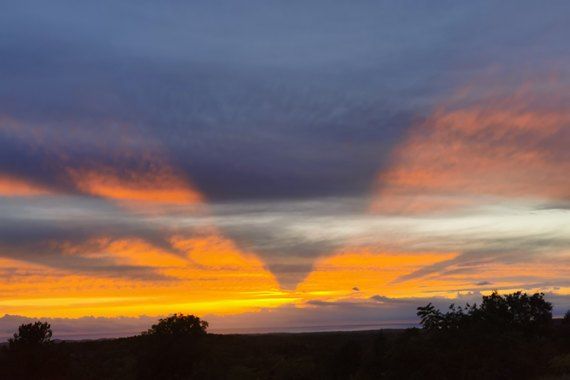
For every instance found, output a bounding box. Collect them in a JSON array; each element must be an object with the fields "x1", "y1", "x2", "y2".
[{"x1": 1, "y1": 1, "x2": 569, "y2": 338}]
